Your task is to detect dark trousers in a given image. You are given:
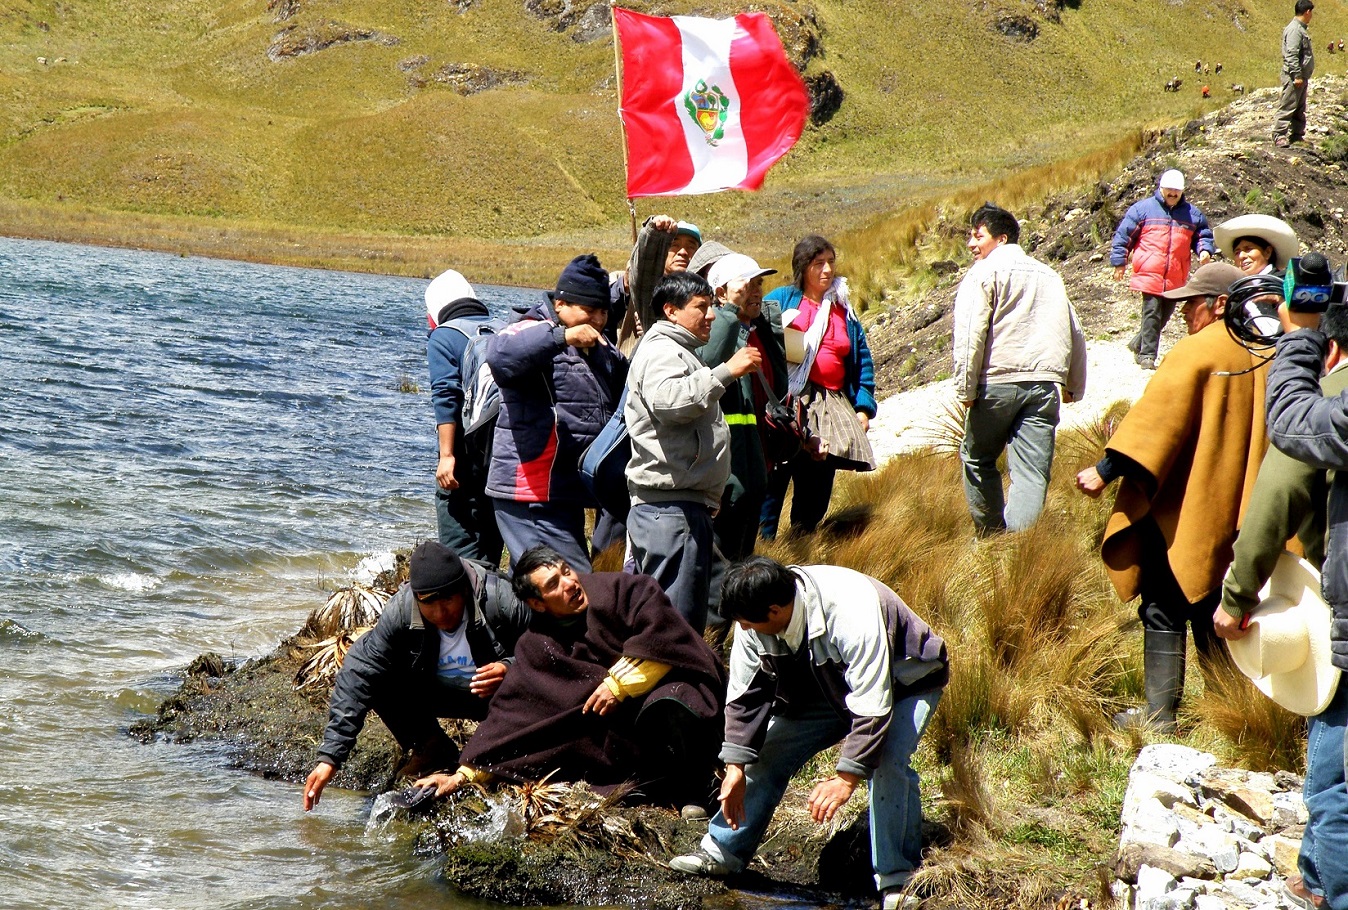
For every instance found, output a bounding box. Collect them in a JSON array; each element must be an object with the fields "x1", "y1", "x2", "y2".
[
  {"x1": 1274, "y1": 75, "x2": 1309, "y2": 141},
  {"x1": 628, "y1": 500, "x2": 716, "y2": 632},
  {"x1": 370, "y1": 676, "x2": 491, "y2": 765},
  {"x1": 1134, "y1": 519, "x2": 1221, "y2": 660},
  {"x1": 435, "y1": 482, "x2": 504, "y2": 565},
  {"x1": 1134, "y1": 293, "x2": 1176, "y2": 361},
  {"x1": 760, "y1": 453, "x2": 837, "y2": 539}
]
